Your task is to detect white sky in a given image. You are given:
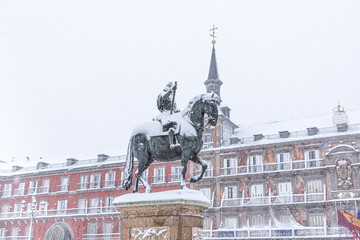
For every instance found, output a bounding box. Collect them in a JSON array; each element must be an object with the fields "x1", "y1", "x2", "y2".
[{"x1": 0, "y1": 0, "x2": 359, "y2": 164}]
